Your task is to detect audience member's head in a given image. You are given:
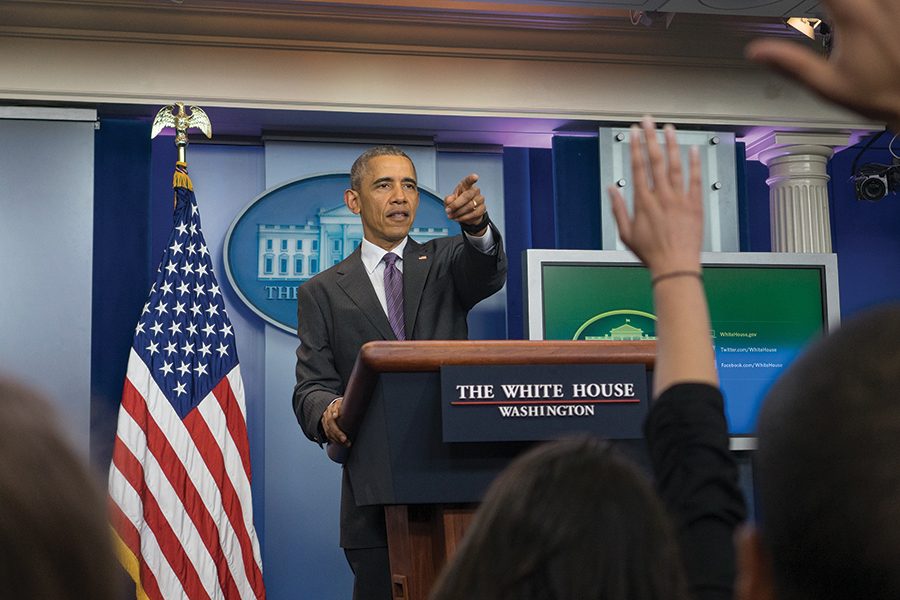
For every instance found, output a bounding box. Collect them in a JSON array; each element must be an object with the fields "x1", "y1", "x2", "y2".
[
  {"x1": 740, "y1": 305, "x2": 900, "y2": 600},
  {"x1": 430, "y1": 436, "x2": 689, "y2": 600},
  {"x1": 0, "y1": 377, "x2": 119, "y2": 600}
]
